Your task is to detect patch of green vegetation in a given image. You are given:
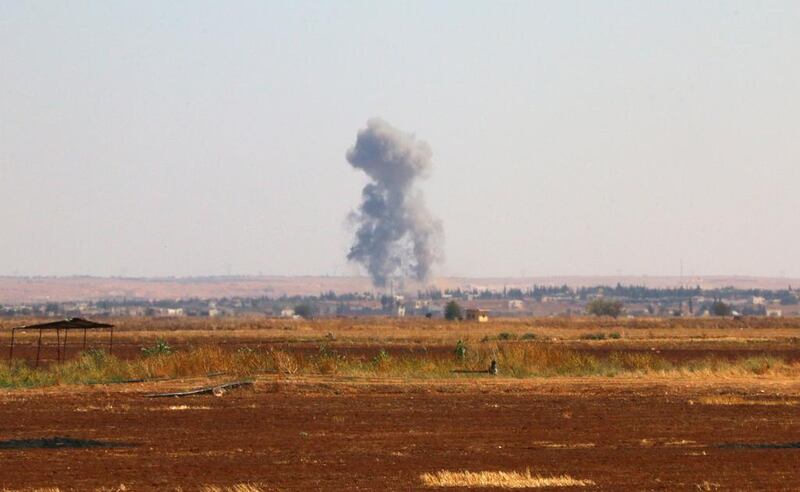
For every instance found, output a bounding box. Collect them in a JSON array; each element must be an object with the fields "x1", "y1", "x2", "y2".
[
  {"x1": 141, "y1": 339, "x2": 173, "y2": 357},
  {"x1": 372, "y1": 348, "x2": 391, "y2": 365},
  {"x1": 579, "y1": 332, "x2": 607, "y2": 340},
  {"x1": 454, "y1": 340, "x2": 467, "y2": 360}
]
